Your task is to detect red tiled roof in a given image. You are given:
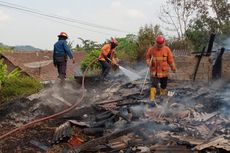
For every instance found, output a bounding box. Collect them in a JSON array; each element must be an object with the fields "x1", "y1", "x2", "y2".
[{"x1": 0, "y1": 51, "x2": 86, "y2": 81}]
